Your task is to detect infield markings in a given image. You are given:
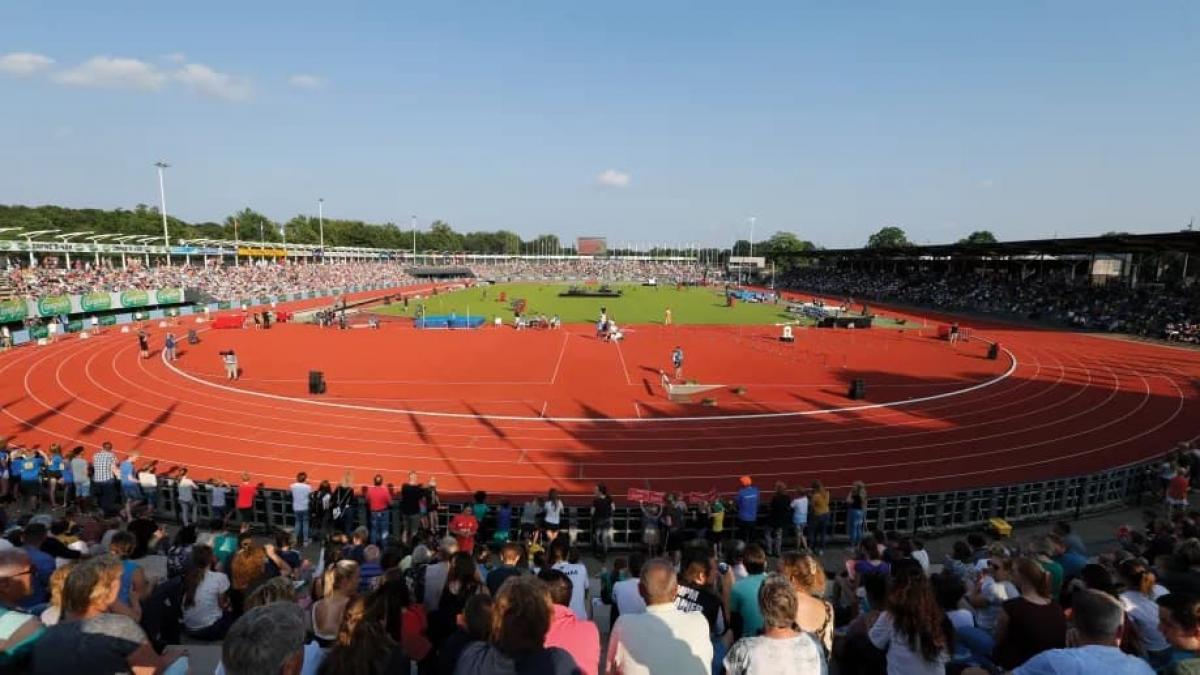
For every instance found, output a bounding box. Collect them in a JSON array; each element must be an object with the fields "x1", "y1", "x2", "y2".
[{"x1": 549, "y1": 333, "x2": 570, "y2": 385}]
